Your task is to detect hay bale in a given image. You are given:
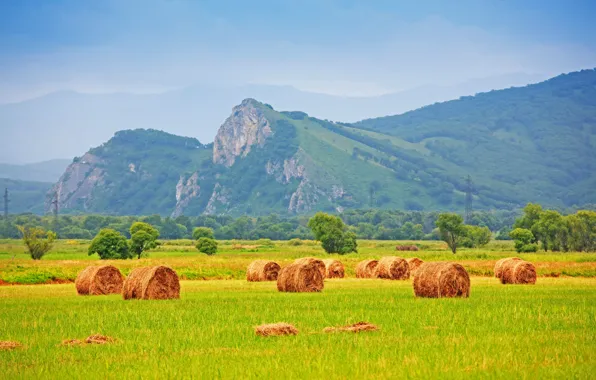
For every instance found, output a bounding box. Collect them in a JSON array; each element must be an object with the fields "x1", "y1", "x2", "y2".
[
  {"x1": 322, "y1": 259, "x2": 345, "y2": 279},
  {"x1": 293, "y1": 257, "x2": 326, "y2": 278},
  {"x1": 355, "y1": 259, "x2": 378, "y2": 278},
  {"x1": 277, "y1": 261, "x2": 324, "y2": 293},
  {"x1": 122, "y1": 266, "x2": 180, "y2": 300},
  {"x1": 413, "y1": 262, "x2": 470, "y2": 298},
  {"x1": 75, "y1": 265, "x2": 124, "y2": 295},
  {"x1": 500, "y1": 259, "x2": 537, "y2": 284},
  {"x1": 255, "y1": 323, "x2": 298, "y2": 336},
  {"x1": 374, "y1": 256, "x2": 410, "y2": 280},
  {"x1": 246, "y1": 260, "x2": 281, "y2": 282},
  {"x1": 406, "y1": 257, "x2": 424, "y2": 274},
  {"x1": 396, "y1": 245, "x2": 419, "y2": 251},
  {"x1": 323, "y1": 321, "x2": 378, "y2": 333},
  {"x1": 494, "y1": 257, "x2": 522, "y2": 279}
]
